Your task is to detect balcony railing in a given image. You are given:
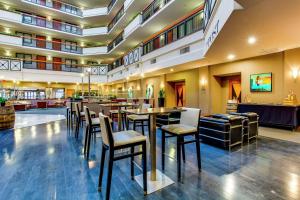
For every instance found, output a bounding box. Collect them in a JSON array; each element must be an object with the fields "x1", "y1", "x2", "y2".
[
  {"x1": 0, "y1": 56, "x2": 108, "y2": 75},
  {"x1": 108, "y1": 32, "x2": 124, "y2": 52},
  {"x1": 108, "y1": 57, "x2": 123, "y2": 72},
  {"x1": 23, "y1": 0, "x2": 83, "y2": 17},
  {"x1": 142, "y1": 0, "x2": 172, "y2": 23},
  {"x1": 22, "y1": 37, "x2": 83, "y2": 54},
  {"x1": 108, "y1": 5, "x2": 124, "y2": 32},
  {"x1": 22, "y1": 13, "x2": 83, "y2": 35},
  {"x1": 108, "y1": 0, "x2": 118, "y2": 13},
  {"x1": 143, "y1": 10, "x2": 204, "y2": 55},
  {"x1": 204, "y1": 0, "x2": 217, "y2": 29}
]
